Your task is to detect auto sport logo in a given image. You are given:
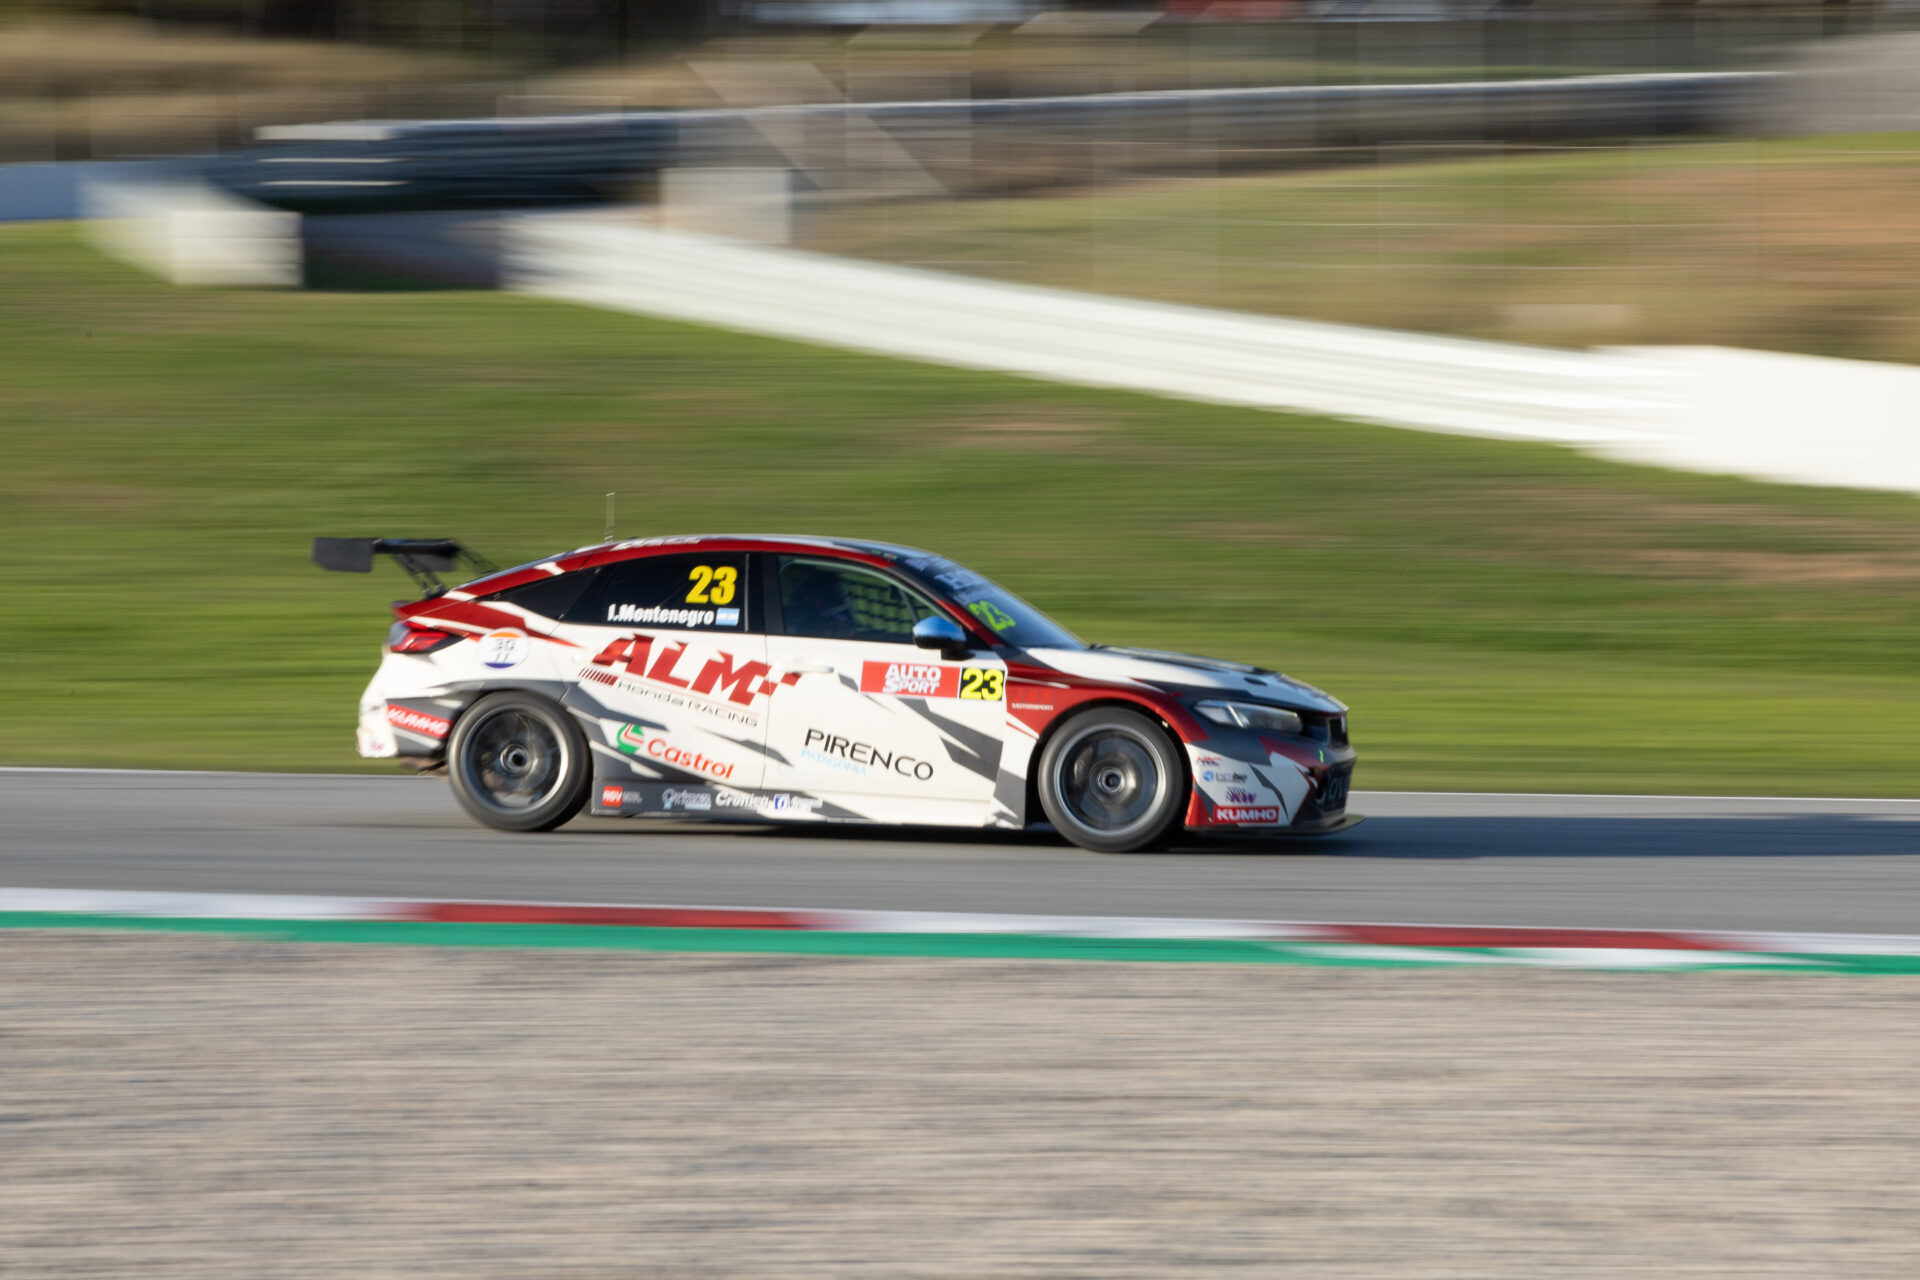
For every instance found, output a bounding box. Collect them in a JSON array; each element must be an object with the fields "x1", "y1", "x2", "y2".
[
  {"x1": 385, "y1": 705, "x2": 451, "y2": 739},
  {"x1": 862, "y1": 661, "x2": 958, "y2": 698},
  {"x1": 858, "y1": 662, "x2": 1005, "y2": 701},
  {"x1": 1215, "y1": 805, "x2": 1282, "y2": 825}
]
